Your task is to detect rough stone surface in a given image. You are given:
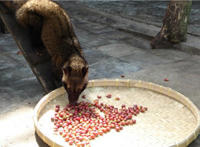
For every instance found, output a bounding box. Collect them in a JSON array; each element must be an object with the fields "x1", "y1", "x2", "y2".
[
  {"x1": 97, "y1": 43, "x2": 138, "y2": 58},
  {"x1": 0, "y1": 1, "x2": 199, "y2": 147},
  {"x1": 80, "y1": 1, "x2": 200, "y2": 36}
]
